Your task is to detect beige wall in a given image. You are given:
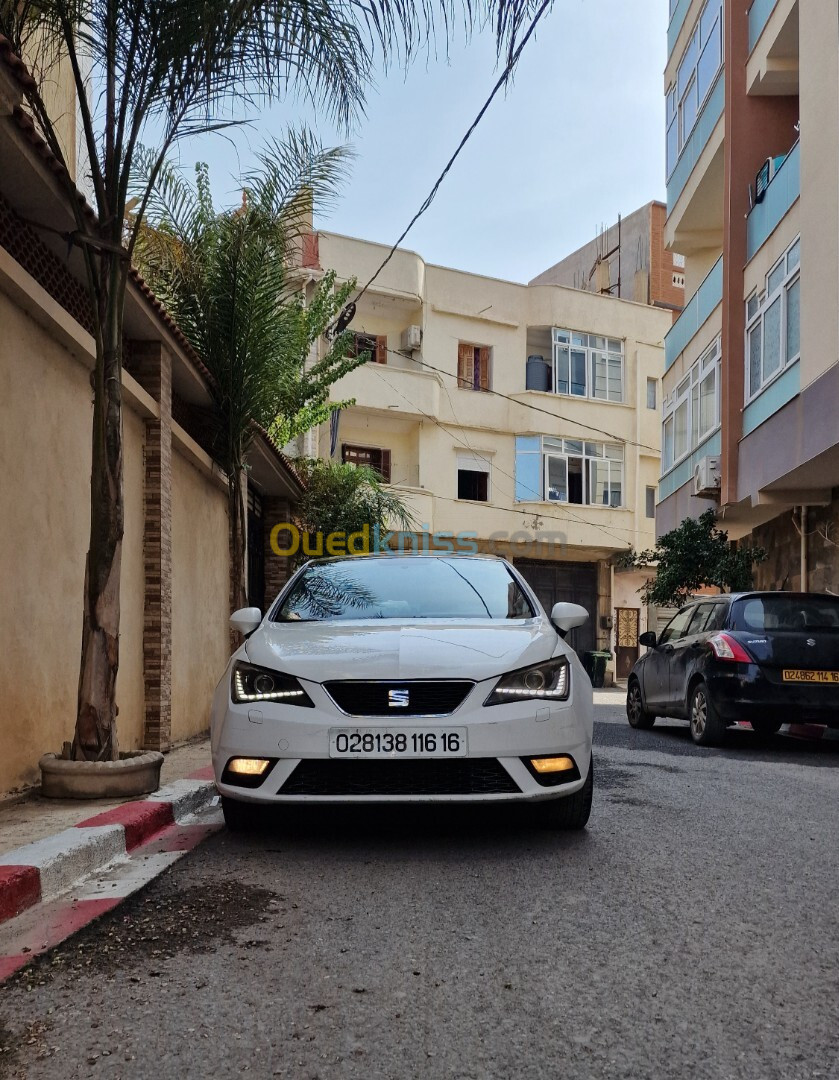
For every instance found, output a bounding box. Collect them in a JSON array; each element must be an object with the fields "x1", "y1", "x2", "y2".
[{"x1": 170, "y1": 451, "x2": 230, "y2": 745}]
